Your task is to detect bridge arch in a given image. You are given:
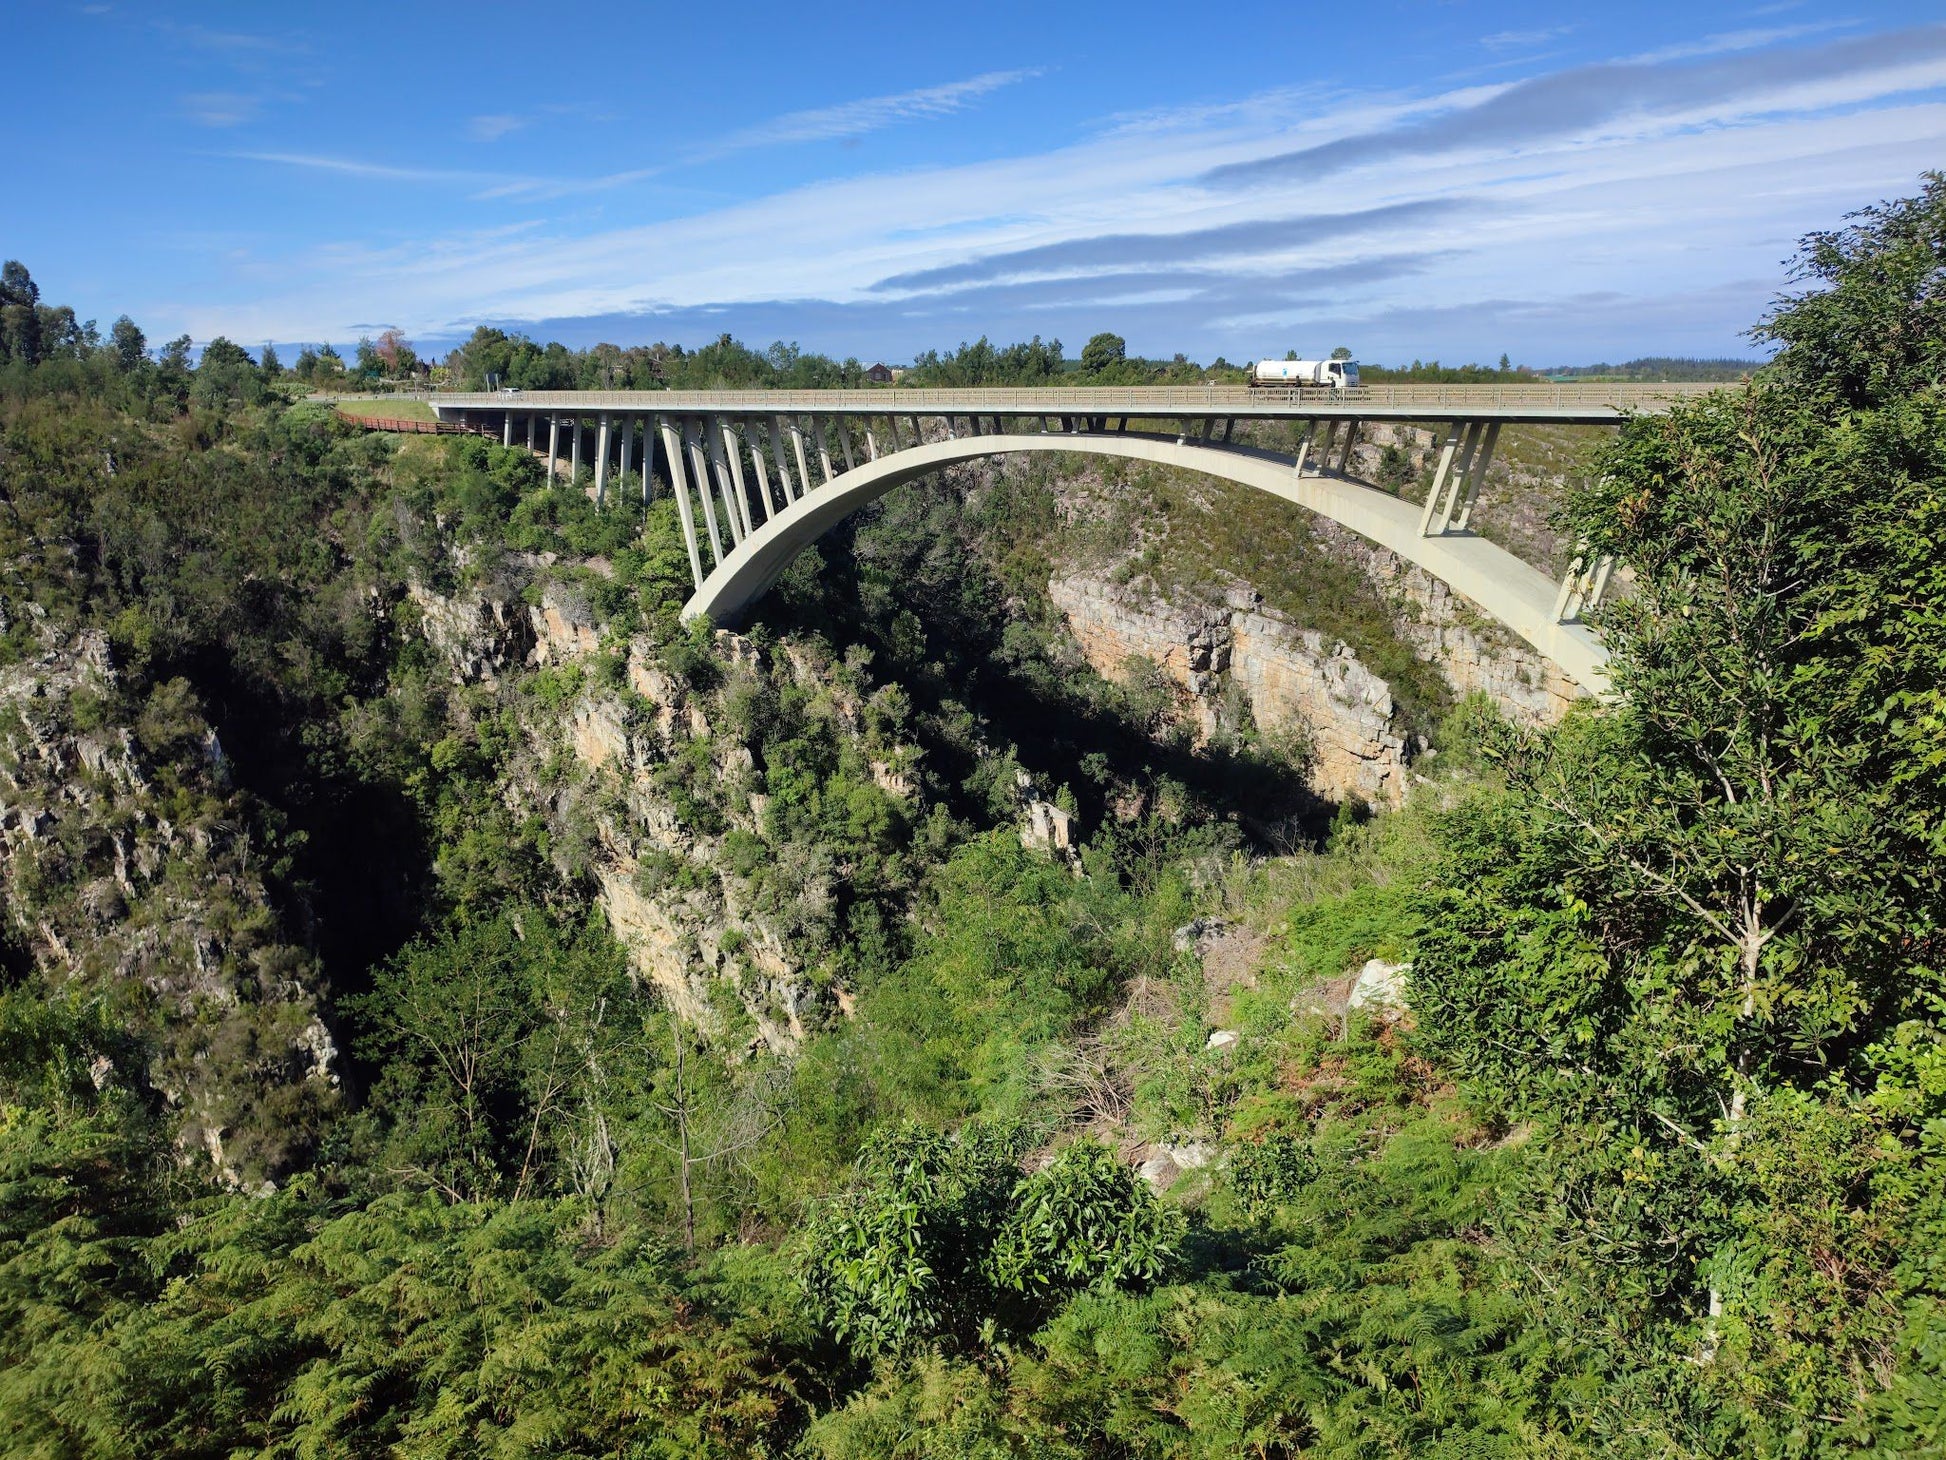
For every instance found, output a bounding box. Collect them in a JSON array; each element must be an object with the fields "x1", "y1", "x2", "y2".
[{"x1": 680, "y1": 431, "x2": 1610, "y2": 694}]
